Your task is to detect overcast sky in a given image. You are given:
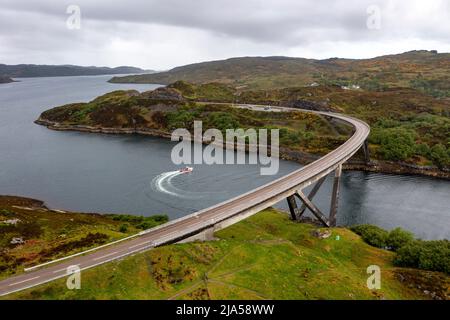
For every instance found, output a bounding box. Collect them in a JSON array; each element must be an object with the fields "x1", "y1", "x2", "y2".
[{"x1": 0, "y1": 0, "x2": 449, "y2": 70}]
